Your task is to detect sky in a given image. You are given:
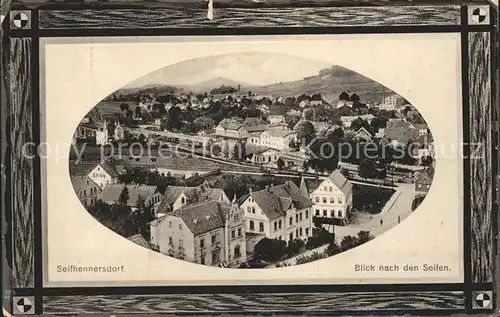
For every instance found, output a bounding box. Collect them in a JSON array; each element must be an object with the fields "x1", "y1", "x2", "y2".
[{"x1": 125, "y1": 52, "x2": 331, "y2": 88}]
